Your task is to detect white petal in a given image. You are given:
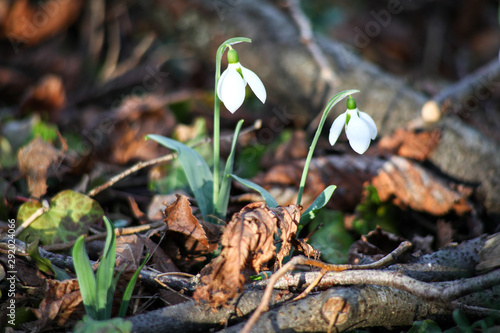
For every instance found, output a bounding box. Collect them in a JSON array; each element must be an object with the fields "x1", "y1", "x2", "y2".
[
  {"x1": 218, "y1": 66, "x2": 246, "y2": 113},
  {"x1": 217, "y1": 68, "x2": 229, "y2": 99},
  {"x1": 241, "y1": 65, "x2": 266, "y2": 103},
  {"x1": 358, "y1": 111, "x2": 378, "y2": 139},
  {"x1": 329, "y1": 112, "x2": 347, "y2": 146},
  {"x1": 345, "y1": 112, "x2": 371, "y2": 154}
]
